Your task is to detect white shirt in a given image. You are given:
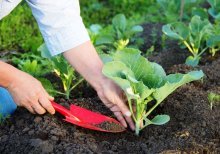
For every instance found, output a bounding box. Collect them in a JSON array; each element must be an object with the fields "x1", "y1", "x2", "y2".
[{"x1": 0, "y1": 0, "x2": 90, "y2": 56}]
